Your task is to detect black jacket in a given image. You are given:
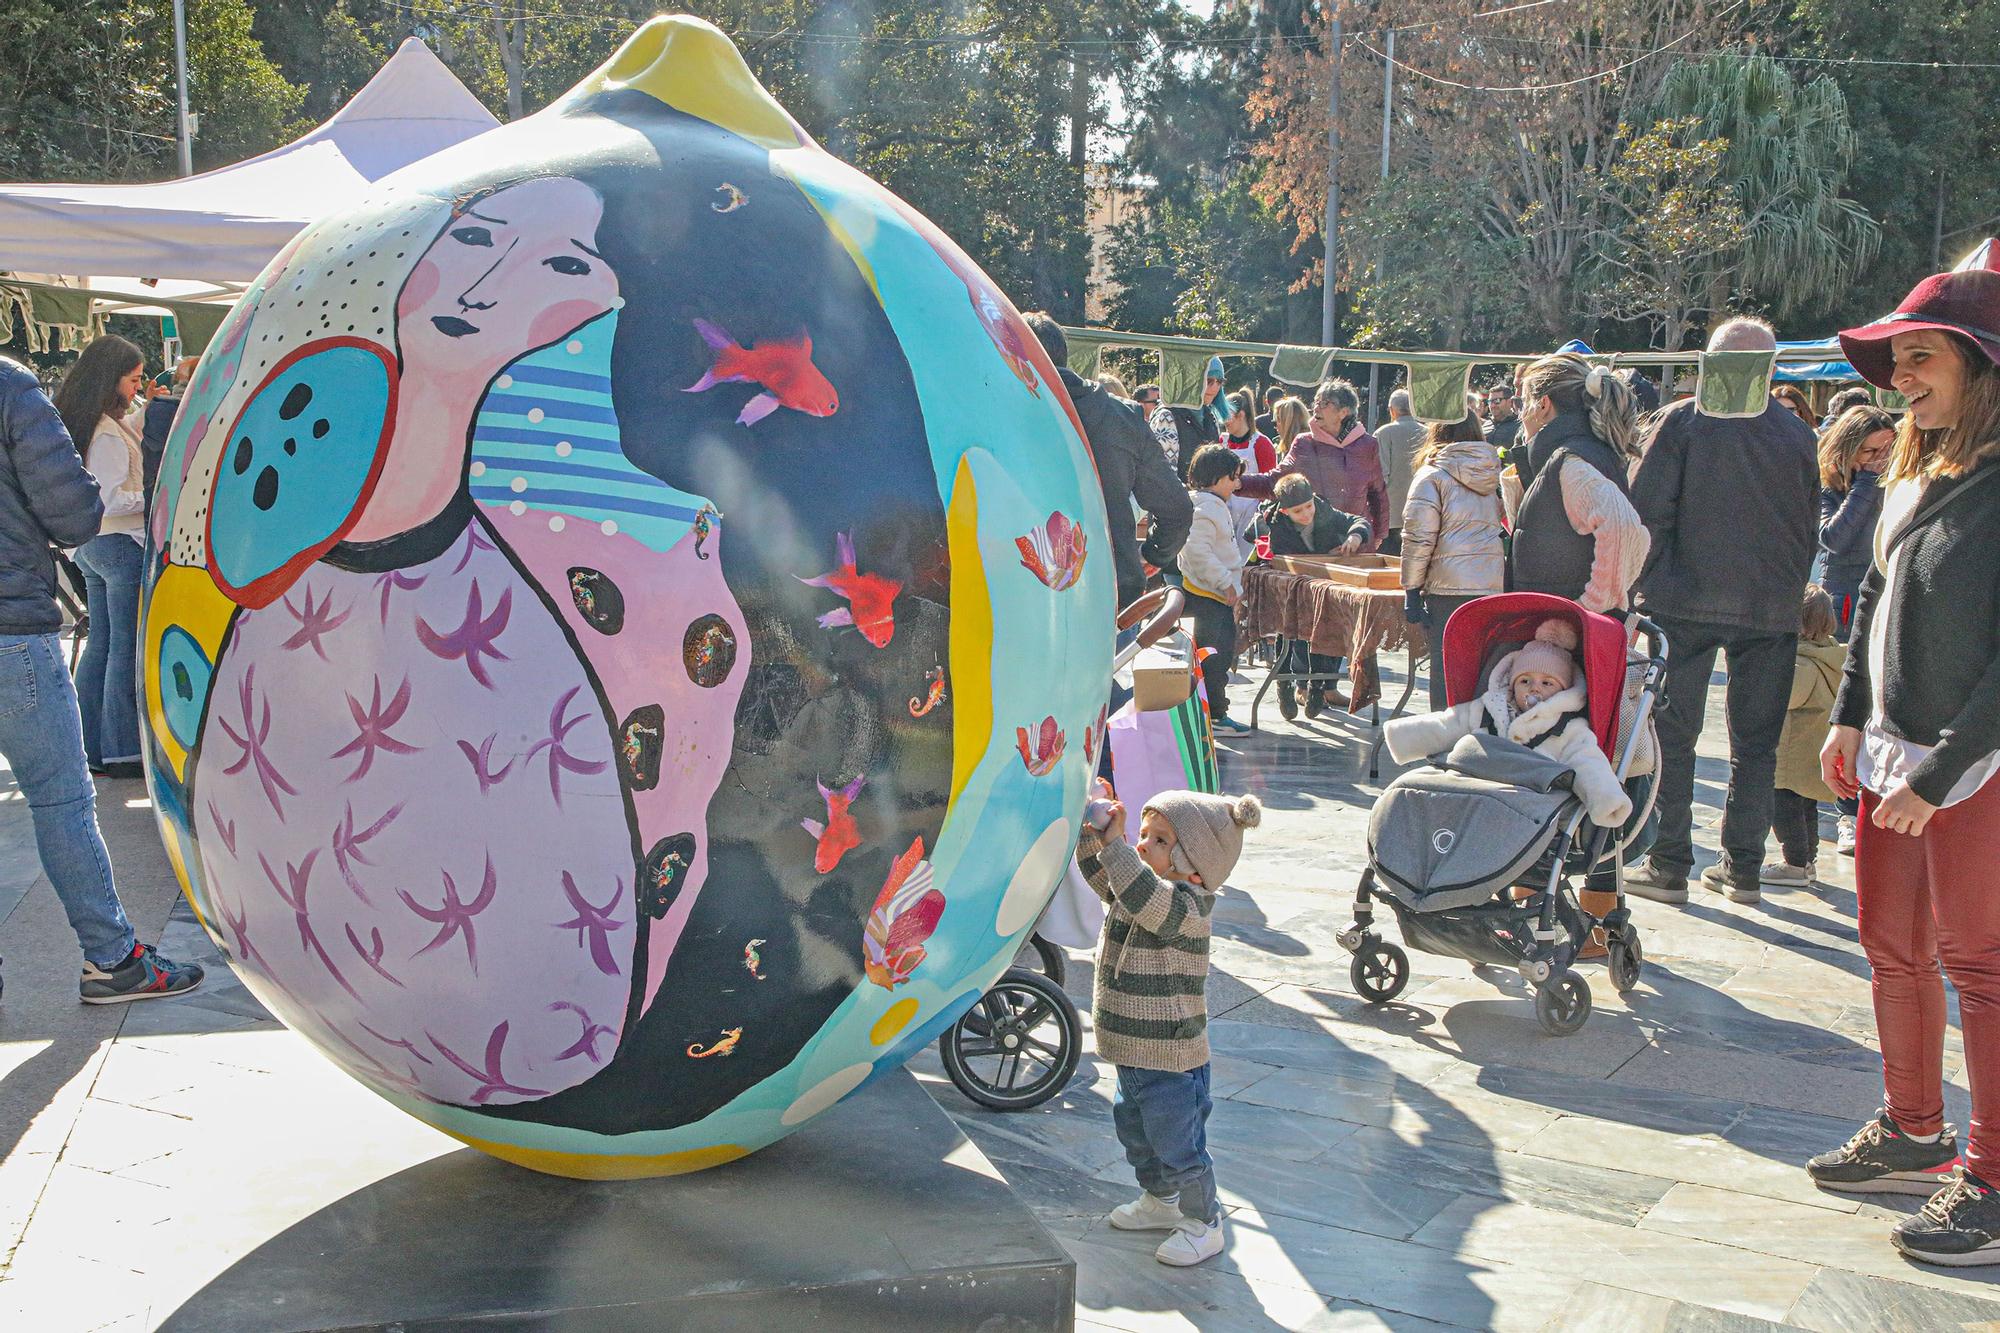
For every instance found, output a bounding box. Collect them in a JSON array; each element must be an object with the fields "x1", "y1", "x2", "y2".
[
  {"x1": 141, "y1": 394, "x2": 180, "y2": 496},
  {"x1": 0, "y1": 357, "x2": 105, "y2": 634},
  {"x1": 1059, "y1": 369, "x2": 1192, "y2": 609},
  {"x1": 1631, "y1": 398, "x2": 1818, "y2": 634},
  {"x1": 1268, "y1": 496, "x2": 1370, "y2": 556},
  {"x1": 1832, "y1": 461, "x2": 2000, "y2": 805}
]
